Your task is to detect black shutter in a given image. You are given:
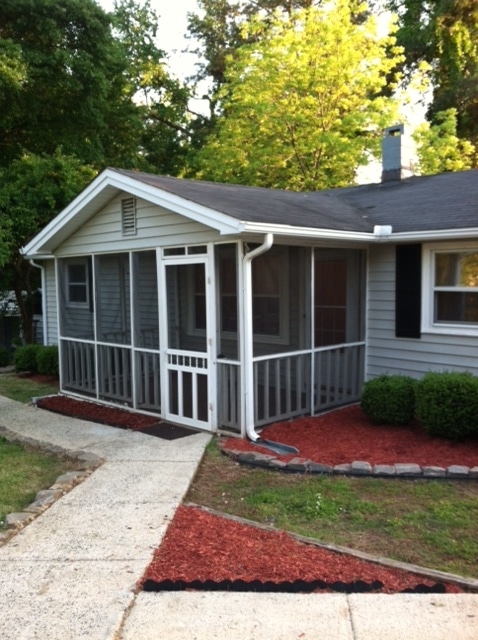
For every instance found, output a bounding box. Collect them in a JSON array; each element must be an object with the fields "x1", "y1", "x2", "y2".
[{"x1": 395, "y1": 244, "x2": 421, "y2": 338}]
